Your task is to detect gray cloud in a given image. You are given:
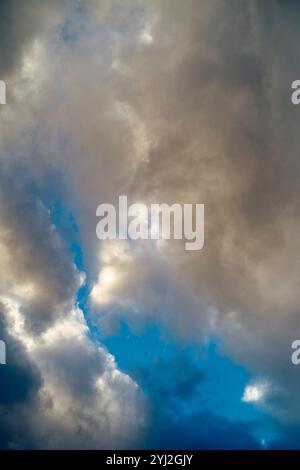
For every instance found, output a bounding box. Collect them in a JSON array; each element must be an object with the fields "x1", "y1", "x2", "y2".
[
  {"x1": 0, "y1": 171, "x2": 80, "y2": 334},
  {"x1": 0, "y1": 0, "x2": 72, "y2": 78},
  {"x1": 1, "y1": 0, "x2": 300, "y2": 447},
  {"x1": 0, "y1": 174, "x2": 145, "y2": 448}
]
